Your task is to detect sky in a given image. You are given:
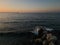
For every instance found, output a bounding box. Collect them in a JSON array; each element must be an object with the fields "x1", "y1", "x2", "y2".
[{"x1": 0, "y1": 0, "x2": 60, "y2": 12}]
